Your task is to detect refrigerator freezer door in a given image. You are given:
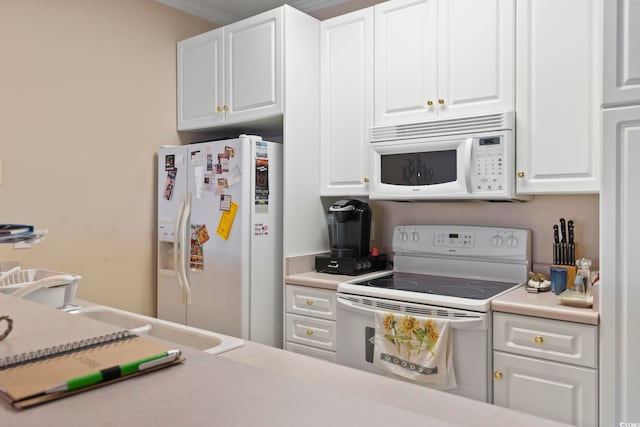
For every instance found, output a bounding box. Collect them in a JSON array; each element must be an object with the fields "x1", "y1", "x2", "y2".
[{"x1": 157, "y1": 146, "x2": 188, "y2": 325}]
